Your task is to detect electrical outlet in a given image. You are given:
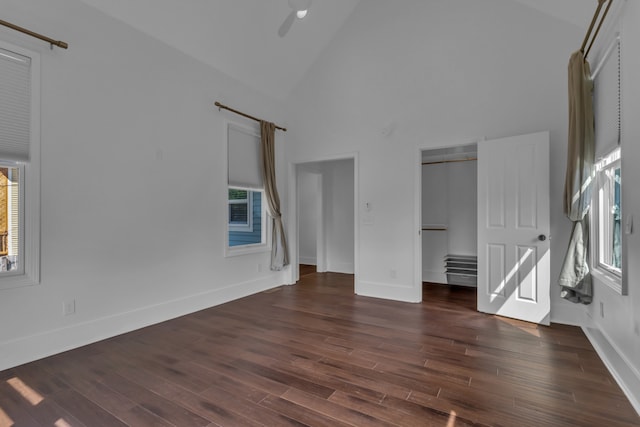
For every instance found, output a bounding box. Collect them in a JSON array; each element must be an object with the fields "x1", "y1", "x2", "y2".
[
  {"x1": 390, "y1": 269, "x2": 397, "y2": 279},
  {"x1": 600, "y1": 302, "x2": 605, "y2": 318},
  {"x1": 257, "y1": 263, "x2": 262, "y2": 273},
  {"x1": 63, "y1": 300, "x2": 75, "y2": 316}
]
